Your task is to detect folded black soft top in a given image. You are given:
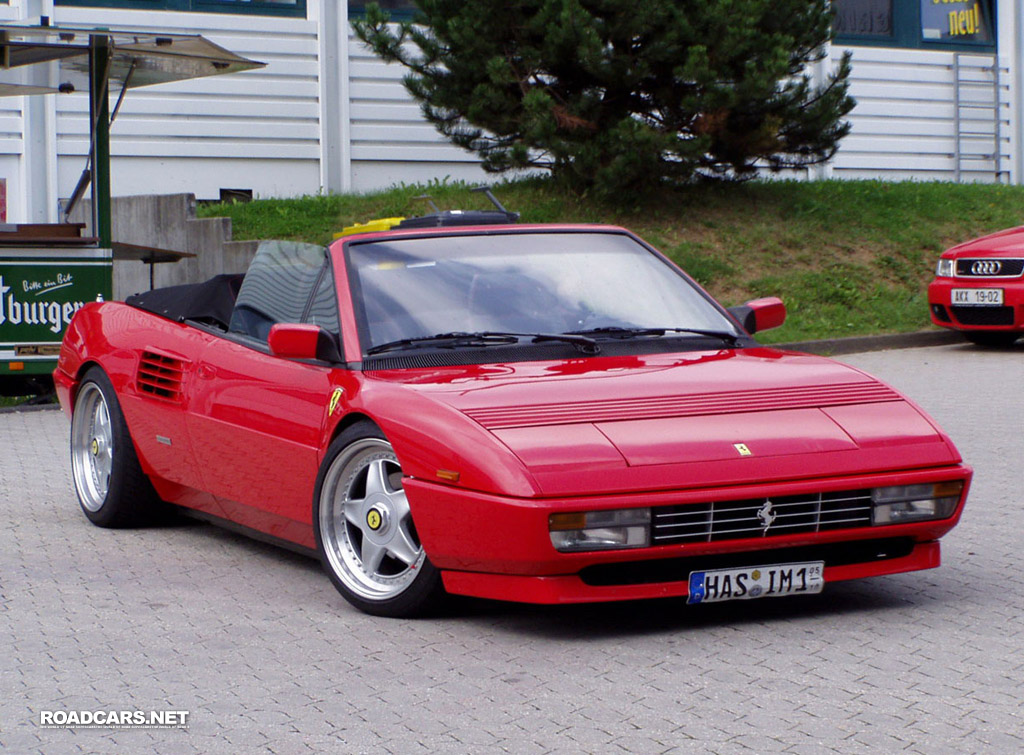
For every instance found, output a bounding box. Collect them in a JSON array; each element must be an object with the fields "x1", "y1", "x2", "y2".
[{"x1": 125, "y1": 273, "x2": 244, "y2": 331}]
